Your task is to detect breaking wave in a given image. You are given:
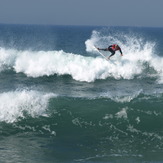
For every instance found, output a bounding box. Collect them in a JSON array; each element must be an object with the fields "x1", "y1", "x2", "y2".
[{"x1": 0, "y1": 29, "x2": 163, "y2": 83}]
